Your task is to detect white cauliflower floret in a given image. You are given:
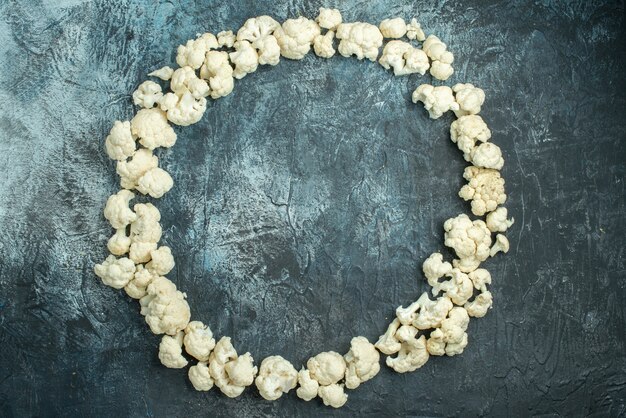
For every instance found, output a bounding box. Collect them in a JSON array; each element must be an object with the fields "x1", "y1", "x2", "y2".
[
  {"x1": 435, "y1": 268, "x2": 474, "y2": 306},
  {"x1": 412, "y1": 84, "x2": 459, "y2": 119},
  {"x1": 375, "y1": 318, "x2": 402, "y2": 354},
  {"x1": 406, "y1": 18, "x2": 425, "y2": 41},
  {"x1": 336, "y1": 22, "x2": 383, "y2": 61},
  {"x1": 254, "y1": 356, "x2": 298, "y2": 400},
  {"x1": 422, "y1": 252, "x2": 453, "y2": 288},
  {"x1": 200, "y1": 51, "x2": 235, "y2": 99},
  {"x1": 209, "y1": 337, "x2": 257, "y2": 398},
  {"x1": 107, "y1": 228, "x2": 131, "y2": 256},
  {"x1": 274, "y1": 17, "x2": 320, "y2": 60},
  {"x1": 450, "y1": 115, "x2": 492, "y2": 160},
  {"x1": 316, "y1": 8, "x2": 342, "y2": 30},
  {"x1": 158, "y1": 331, "x2": 188, "y2": 368},
  {"x1": 412, "y1": 292, "x2": 454, "y2": 330},
  {"x1": 379, "y1": 40, "x2": 429, "y2": 76},
  {"x1": 486, "y1": 207, "x2": 514, "y2": 233},
  {"x1": 116, "y1": 148, "x2": 158, "y2": 190},
  {"x1": 146, "y1": 246, "x2": 175, "y2": 276},
  {"x1": 254, "y1": 35, "x2": 280, "y2": 65},
  {"x1": 430, "y1": 60, "x2": 454, "y2": 81},
  {"x1": 471, "y1": 142, "x2": 504, "y2": 170},
  {"x1": 423, "y1": 35, "x2": 454, "y2": 80},
  {"x1": 386, "y1": 334, "x2": 429, "y2": 373},
  {"x1": 130, "y1": 203, "x2": 162, "y2": 244},
  {"x1": 468, "y1": 268, "x2": 492, "y2": 292},
  {"x1": 188, "y1": 362, "x2": 214, "y2": 391},
  {"x1": 136, "y1": 167, "x2": 174, "y2": 198},
  {"x1": 318, "y1": 384, "x2": 348, "y2": 408},
  {"x1": 170, "y1": 66, "x2": 210, "y2": 99},
  {"x1": 379, "y1": 18, "x2": 407, "y2": 39},
  {"x1": 426, "y1": 307, "x2": 470, "y2": 356},
  {"x1": 296, "y1": 369, "x2": 319, "y2": 401},
  {"x1": 105, "y1": 121, "x2": 136, "y2": 161},
  {"x1": 130, "y1": 108, "x2": 177, "y2": 150},
  {"x1": 94, "y1": 255, "x2": 135, "y2": 289},
  {"x1": 217, "y1": 30, "x2": 236, "y2": 48},
  {"x1": 465, "y1": 290, "x2": 493, "y2": 318},
  {"x1": 132, "y1": 80, "x2": 163, "y2": 109},
  {"x1": 313, "y1": 31, "x2": 335, "y2": 58},
  {"x1": 160, "y1": 92, "x2": 207, "y2": 127},
  {"x1": 125, "y1": 264, "x2": 157, "y2": 299},
  {"x1": 229, "y1": 41, "x2": 259, "y2": 78},
  {"x1": 344, "y1": 336, "x2": 380, "y2": 389},
  {"x1": 453, "y1": 83, "x2": 485, "y2": 117},
  {"x1": 103, "y1": 189, "x2": 136, "y2": 229},
  {"x1": 236, "y1": 15, "x2": 279, "y2": 42},
  {"x1": 490, "y1": 233, "x2": 510, "y2": 257},
  {"x1": 183, "y1": 321, "x2": 216, "y2": 362},
  {"x1": 307, "y1": 351, "x2": 346, "y2": 386},
  {"x1": 459, "y1": 166, "x2": 507, "y2": 216},
  {"x1": 236, "y1": 17, "x2": 281, "y2": 66},
  {"x1": 130, "y1": 243, "x2": 157, "y2": 265},
  {"x1": 444, "y1": 213, "x2": 492, "y2": 272},
  {"x1": 148, "y1": 66, "x2": 174, "y2": 81},
  {"x1": 176, "y1": 32, "x2": 219, "y2": 69},
  {"x1": 140, "y1": 276, "x2": 191, "y2": 335},
  {"x1": 225, "y1": 353, "x2": 257, "y2": 390}
]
